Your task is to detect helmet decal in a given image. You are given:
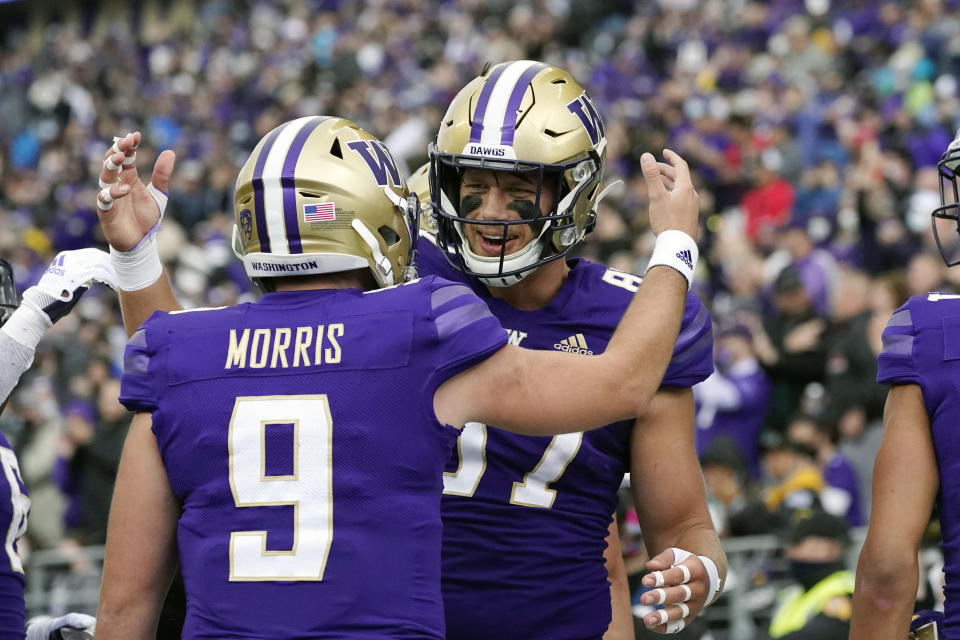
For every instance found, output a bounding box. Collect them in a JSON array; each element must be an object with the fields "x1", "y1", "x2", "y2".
[
  {"x1": 239, "y1": 209, "x2": 253, "y2": 240},
  {"x1": 346, "y1": 140, "x2": 402, "y2": 188},
  {"x1": 566, "y1": 93, "x2": 605, "y2": 146},
  {"x1": 468, "y1": 60, "x2": 547, "y2": 147}
]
